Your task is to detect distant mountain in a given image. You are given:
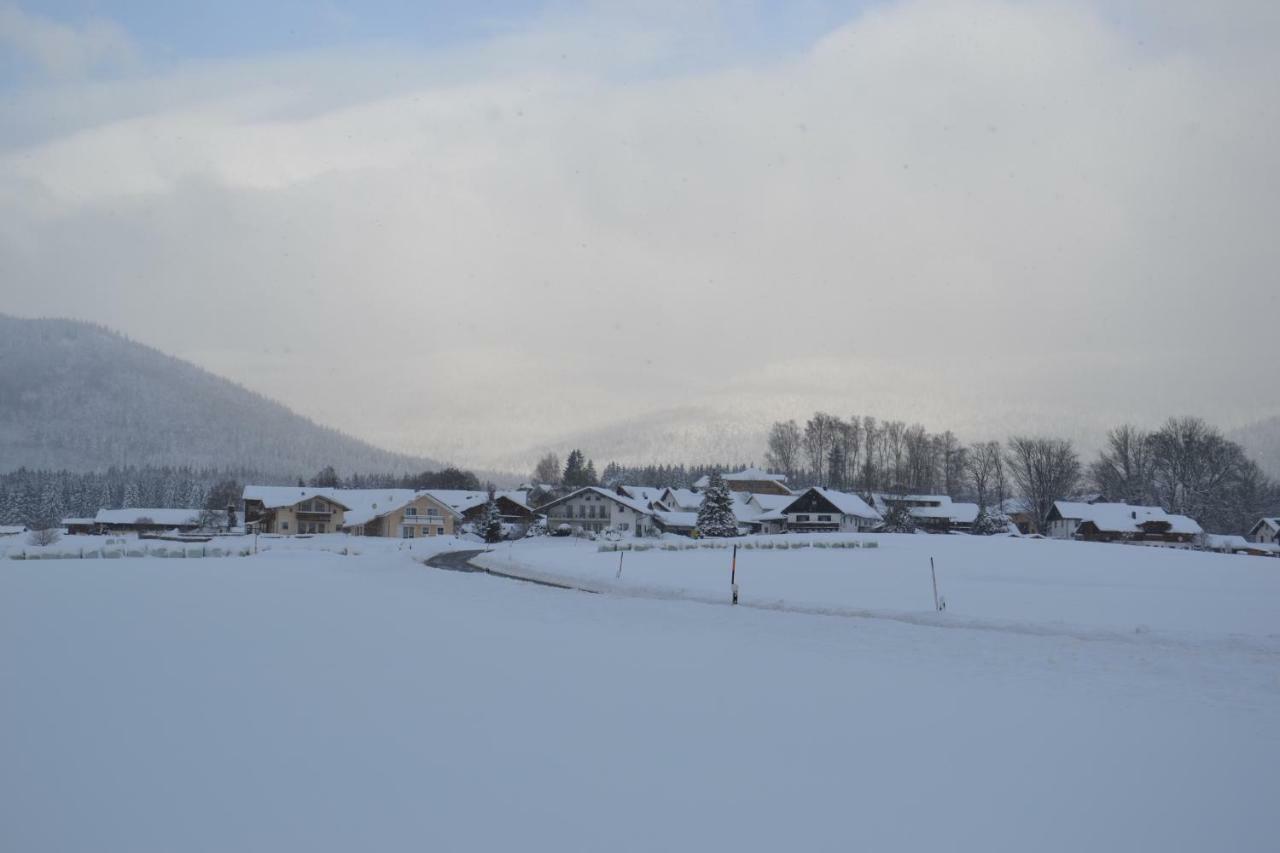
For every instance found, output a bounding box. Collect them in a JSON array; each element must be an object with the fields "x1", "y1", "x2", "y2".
[
  {"x1": 0, "y1": 315, "x2": 441, "y2": 476},
  {"x1": 497, "y1": 405, "x2": 772, "y2": 473},
  {"x1": 1230, "y1": 415, "x2": 1280, "y2": 479}
]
